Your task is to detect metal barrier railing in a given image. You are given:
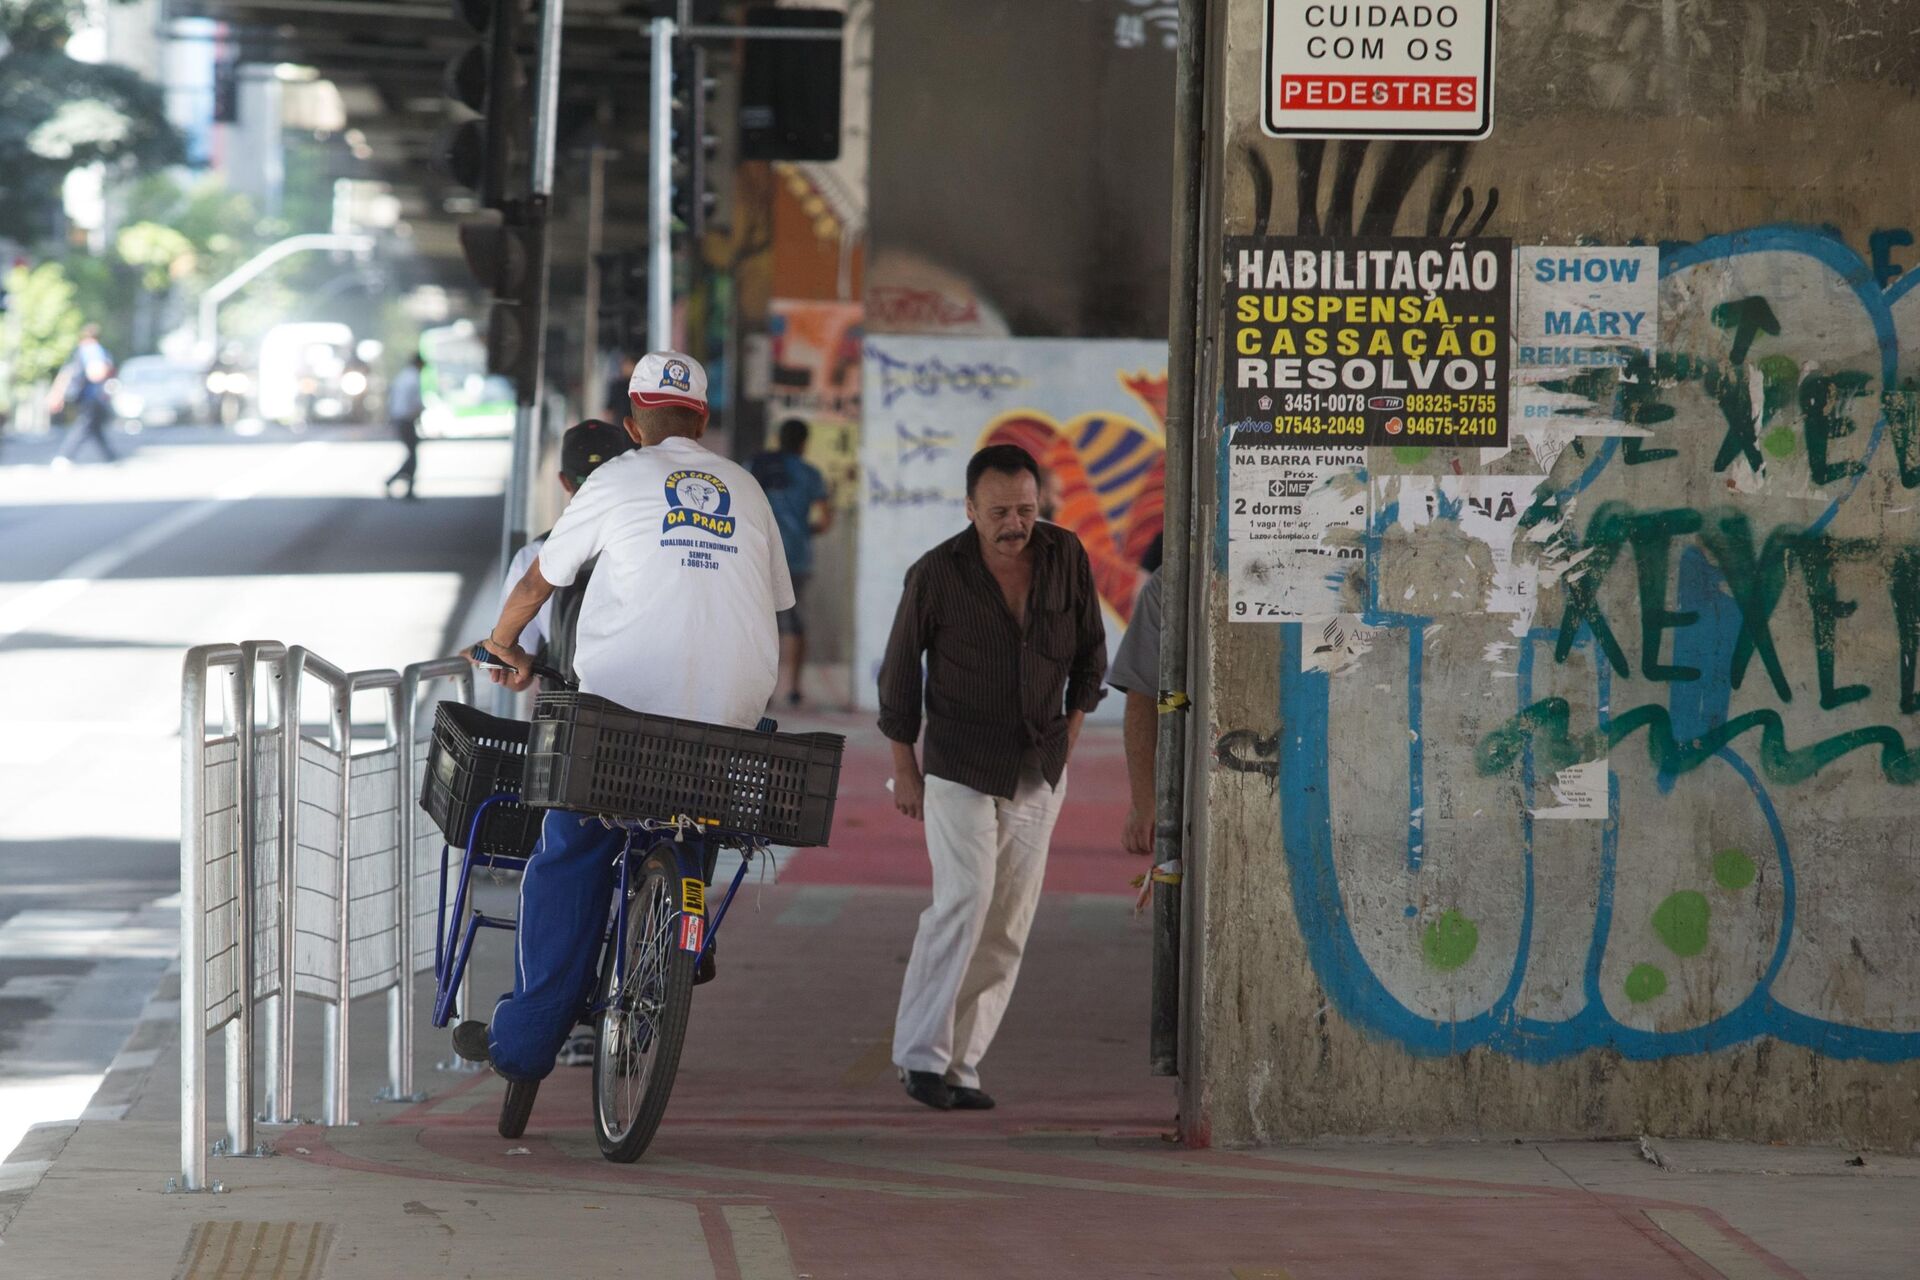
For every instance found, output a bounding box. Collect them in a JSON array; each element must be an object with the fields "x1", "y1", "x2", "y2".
[{"x1": 180, "y1": 642, "x2": 481, "y2": 1191}]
